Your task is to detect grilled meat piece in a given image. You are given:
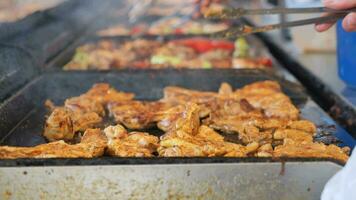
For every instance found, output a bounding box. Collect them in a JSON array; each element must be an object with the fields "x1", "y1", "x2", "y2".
[
  {"x1": 159, "y1": 125, "x2": 259, "y2": 157},
  {"x1": 44, "y1": 108, "x2": 102, "y2": 142},
  {"x1": 256, "y1": 143, "x2": 274, "y2": 157},
  {"x1": 157, "y1": 103, "x2": 258, "y2": 157},
  {"x1": 273, "y1": 129, "x2": 313, "y2": 143},
  {"x1": 65, "y1": 40, "x2": 162, "y2": 70},
  {"x1": 83, "y1": 83, "x2": 135, "y2": 104},
  {"x1": 104, "y1": 125, "x2": 159, "y2": 157},
  {"x1": 44, "y1": 83, "x2": 133, "y2": 142},
  {"x1": 0, "y1": 129, "x2": 107, "y2": 159},
  {"x1": 162, "y1": 86, "x2": 220, "y2": 104},
  {"x1": 218, "y1": 82, "x2": 233, "y2": 95},
  {"x1": 65, "y1": 97, "x2": 105, "y2": 116},
  {"x1": 44, "y1": 107, "x2": 74, "y2": 142},
  {"x1": 205, "y1": 116, "x2": 273, "y2": 145},
  {"x1": 234, "y1": 81, "x2": 299, "y2": 120},
  {"x1": 156, "y1": 103, "x2": 201, "y2": 135},
  {"x1": 205, "y1": 113, "x2": 316, "y2": 145},
  {"x1": 108, "y1": 101, "x2": 175, "y2": 130},
  {"x1": 274, "y1": 139, "x2": 350, "y2": 163},
  {"x1": 162, "y1": 81, "x2": 299, "y2": 120}
]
